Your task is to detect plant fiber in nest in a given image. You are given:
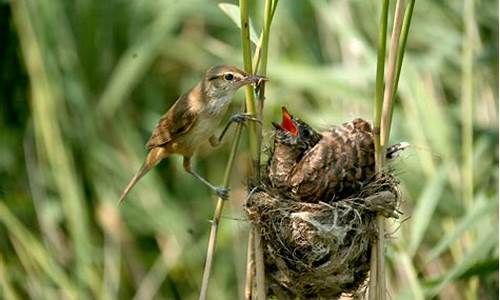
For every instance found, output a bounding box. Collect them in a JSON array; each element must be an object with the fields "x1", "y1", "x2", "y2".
[{"x1": 246, "y1": 172, "x2": 400, "y2": 299}]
